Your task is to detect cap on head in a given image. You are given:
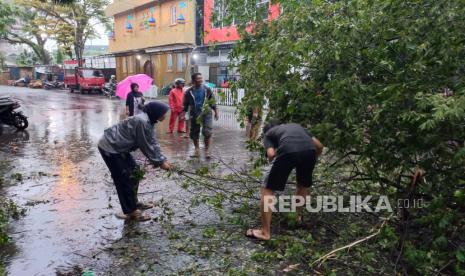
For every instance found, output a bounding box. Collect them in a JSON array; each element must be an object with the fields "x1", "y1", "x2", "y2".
[{"x1": 175, "y1": 78, "x2": 186, "y2": 84}]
